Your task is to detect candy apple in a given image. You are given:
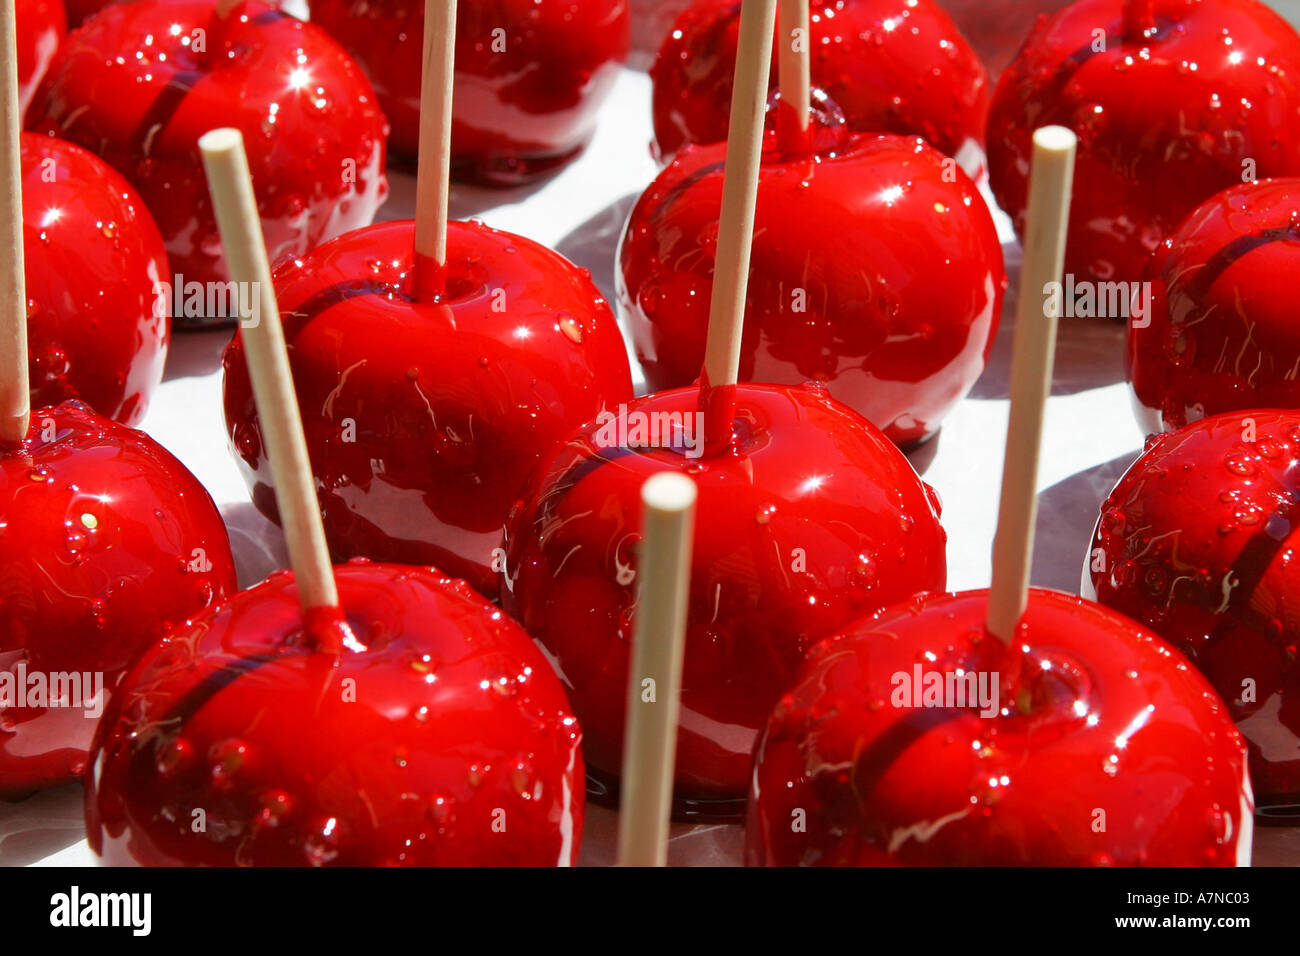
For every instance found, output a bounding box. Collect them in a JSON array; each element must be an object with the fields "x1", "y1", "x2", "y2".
[
  {"x1": 20, "y1": 132, "x2": 169, "y2": 425},
  {"x1": 988, "y1": 0, "x2": 1300, "y2": 285},
  {"x1": 309, "y1": 0, "x2": 629, "y2": 183},
  {"x1": 619, "y1": 115, "x2": 1005, "y2": 450},
  {"x1": 1086, "y1": 408, "x2": 1300, "y2": 816},
  {"x1": 86, "y1": 560, "x2": 585, "y2": 865},
  {"x1": 28, "y1": 0, "x2": 388, "y2": 317},
  {"x1": 501, "y1": 381, "x2": 947, "y2": 815},
  {"x1": 222, "y1": 218, "x2": 634, "y2": 600},
  {"x1": 747, "y1": 588, "x2": 1255, "y2": 863},
  {"x1": 651, "y1": 0, "x2": 990, "y2": 172},
  {"x1": 1, "y1": 400, "x2": 236, "y2": 796},
  {"x1": 1128, "y1": 177, "x2": 1300, "y2": 434}
]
